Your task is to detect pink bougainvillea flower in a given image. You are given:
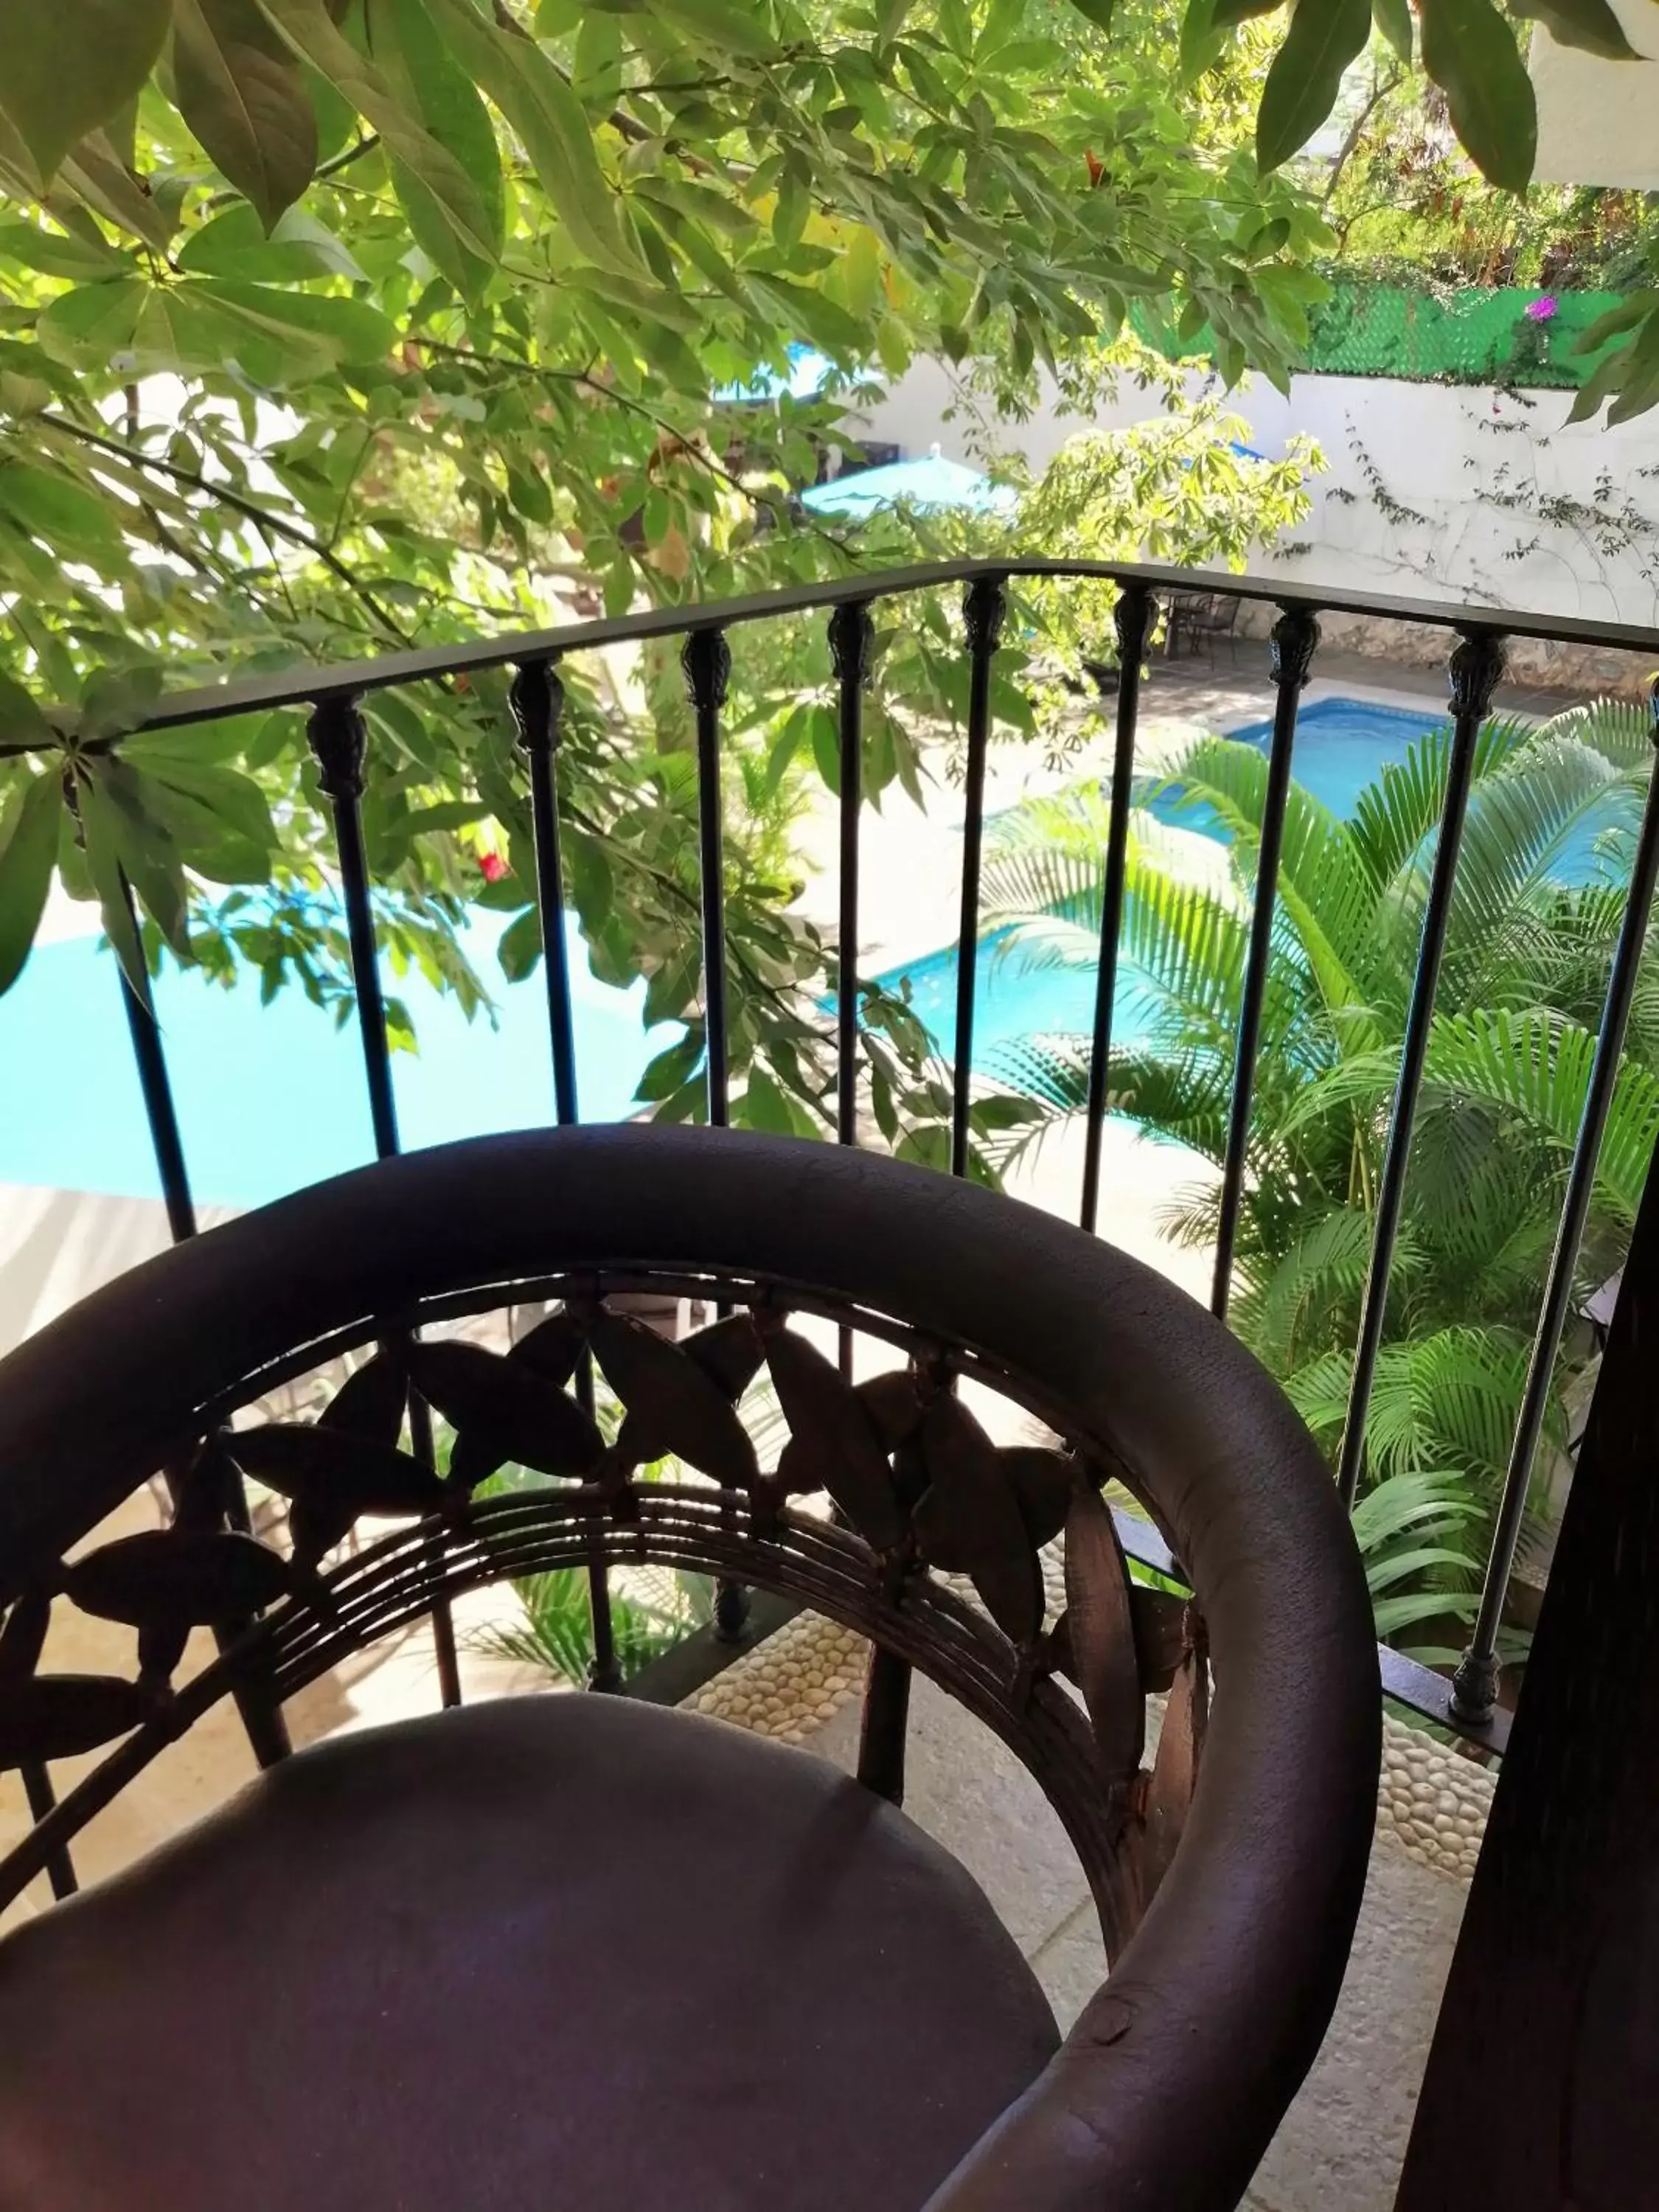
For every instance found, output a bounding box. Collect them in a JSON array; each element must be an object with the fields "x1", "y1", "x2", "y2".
[{"x1": 1525, "y1": 296, "x2": 1559, "y2": 322}]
